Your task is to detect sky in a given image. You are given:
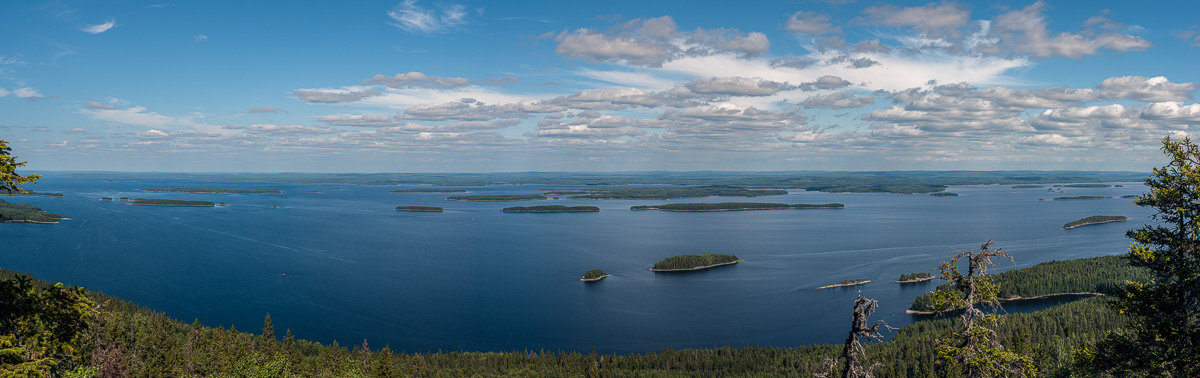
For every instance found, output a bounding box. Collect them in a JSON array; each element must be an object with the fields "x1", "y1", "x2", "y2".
[{"x1": 1, "y1": 0, "x2": 1199, "y2": 173}]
